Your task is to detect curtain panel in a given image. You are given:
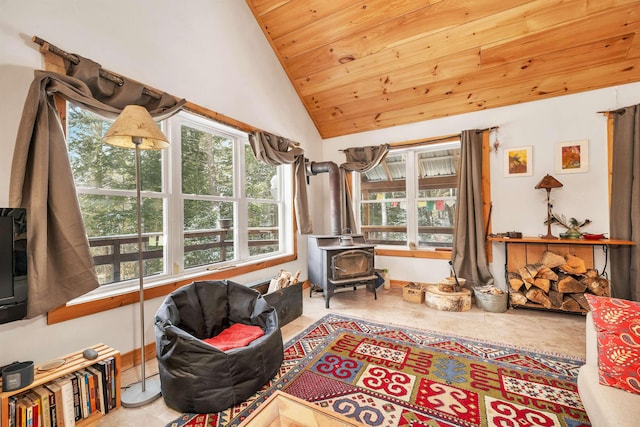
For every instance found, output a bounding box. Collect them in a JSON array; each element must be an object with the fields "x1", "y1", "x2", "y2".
[
  {"x1": 451, "y1": 130, "x2": 494, "y2": 287},
  {"x1": 10, "y1": 57, "x2": 185, "y2": 318},
  {"x1": 340, "y1": 144, "x2": 389, "y2": 232},
  {"x1": 248, "y1": 131, "x2": 312, "y2": 234},
  {"x1": 610, "y1": 105, "x2": 640, "y2": 301}
]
